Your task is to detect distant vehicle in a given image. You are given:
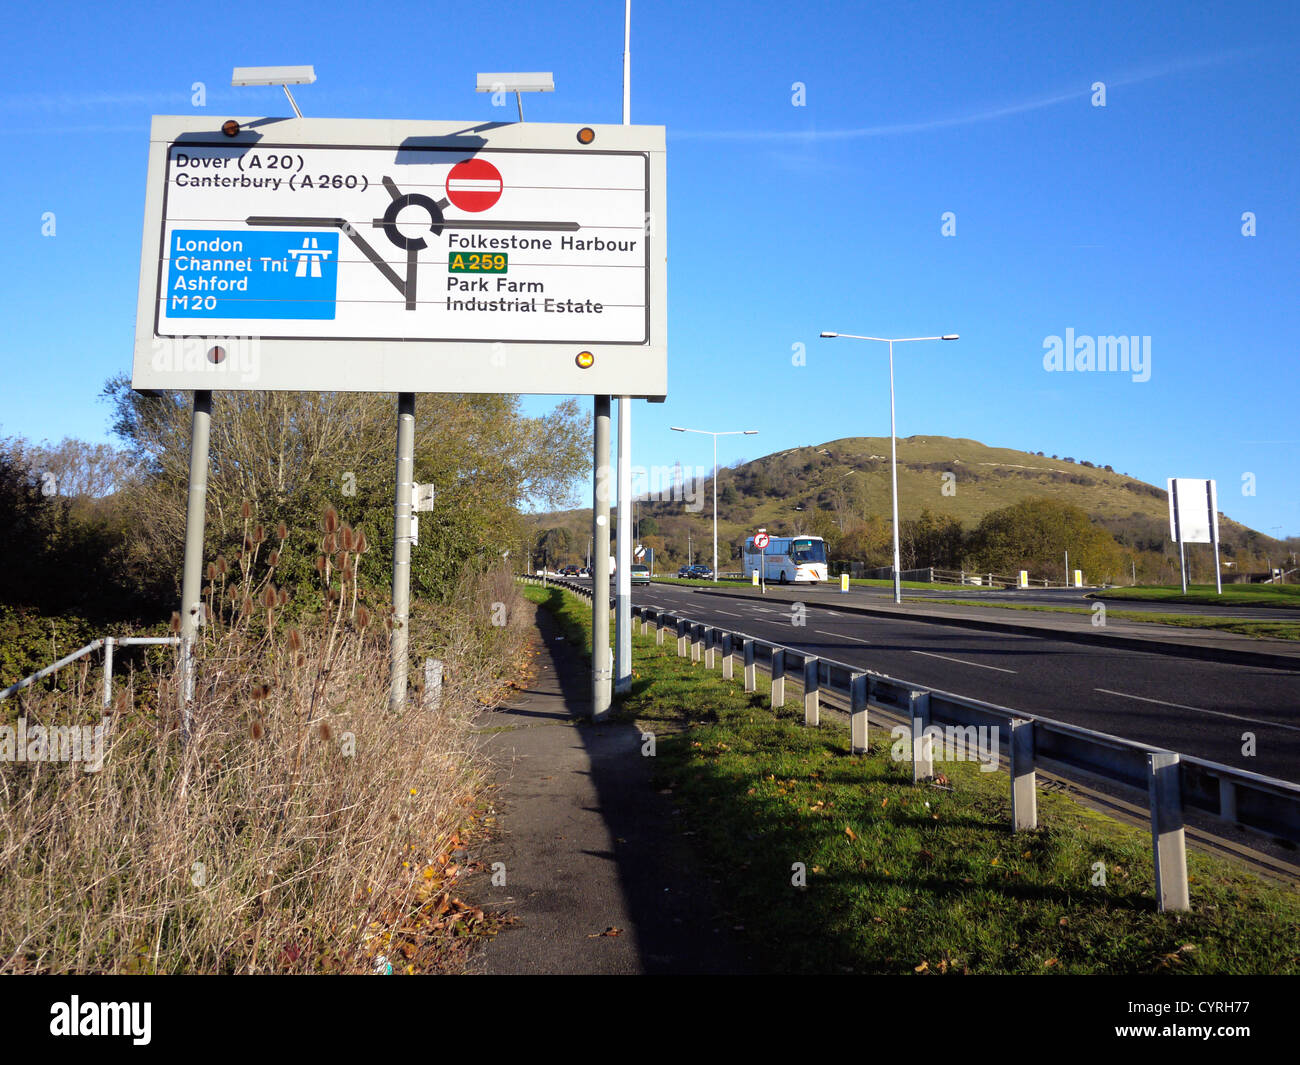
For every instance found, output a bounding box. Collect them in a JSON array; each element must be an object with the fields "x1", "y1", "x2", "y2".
[
  {"x1": 579, "y1": 566, "x2": 591, "y2": 577},
  {"x1": 630, "y1": 564, "x2": 651, "y2": 585},
  {"x1": 560, "y1": 565, "x2": 580, "y2": 576},
  {"x1": 687, "y1": 564, "x2": 713, "y2": 579},
  {"x1": 677, "y1": 565, "x2": 693, "y2": 578},
  {"x1": 742, "y1": 535, "x2": 828, "y2": 584}
]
